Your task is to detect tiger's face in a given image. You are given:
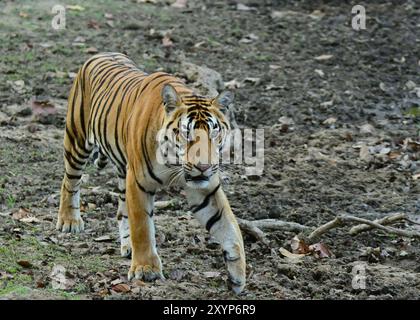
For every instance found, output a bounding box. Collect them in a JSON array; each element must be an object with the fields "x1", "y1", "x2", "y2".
[{"x1": 158, "y1": 84, "x2": 233, "y2": 189}]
